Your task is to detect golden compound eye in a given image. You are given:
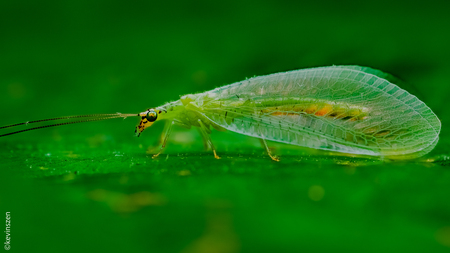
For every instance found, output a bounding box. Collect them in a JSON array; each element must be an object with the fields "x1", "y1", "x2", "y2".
[{"x1": 146, "y1": 109, "x2": 158, "y2": 122}]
